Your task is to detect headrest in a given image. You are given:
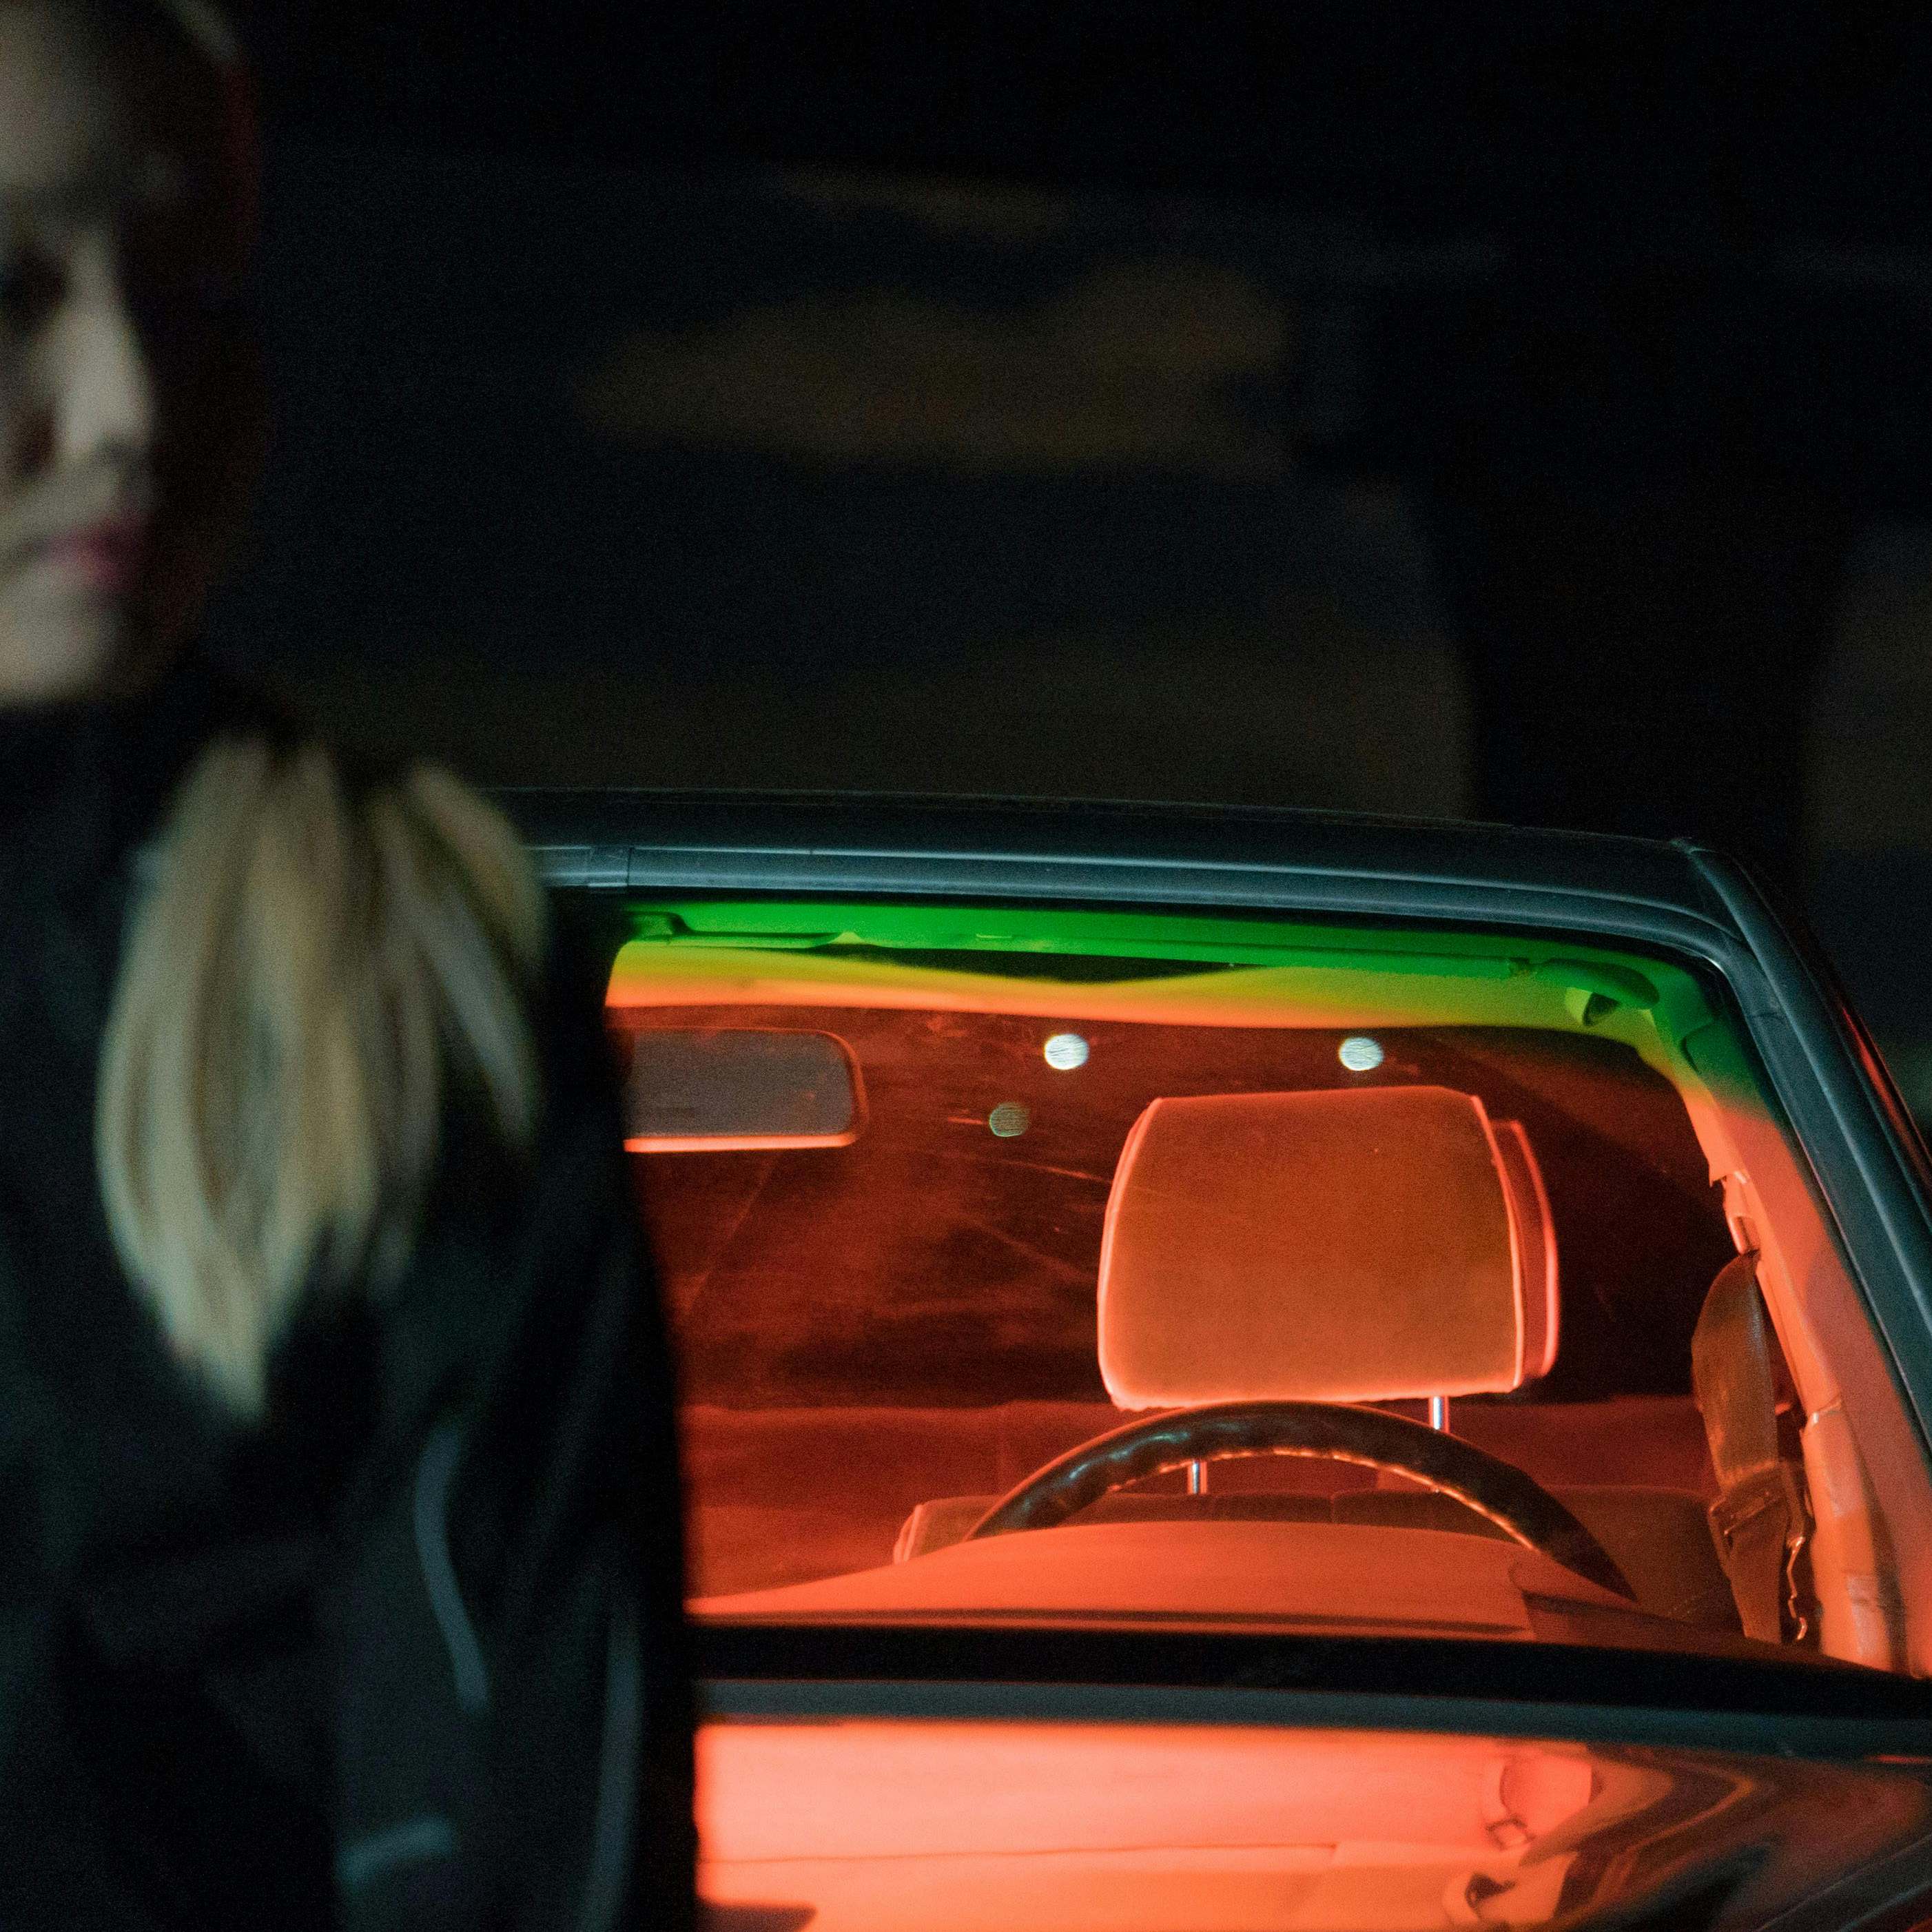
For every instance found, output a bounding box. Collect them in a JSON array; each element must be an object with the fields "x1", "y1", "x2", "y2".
[{"x1": 1098, "y1": 1086, "x2": 1556, "y2": 1409}]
